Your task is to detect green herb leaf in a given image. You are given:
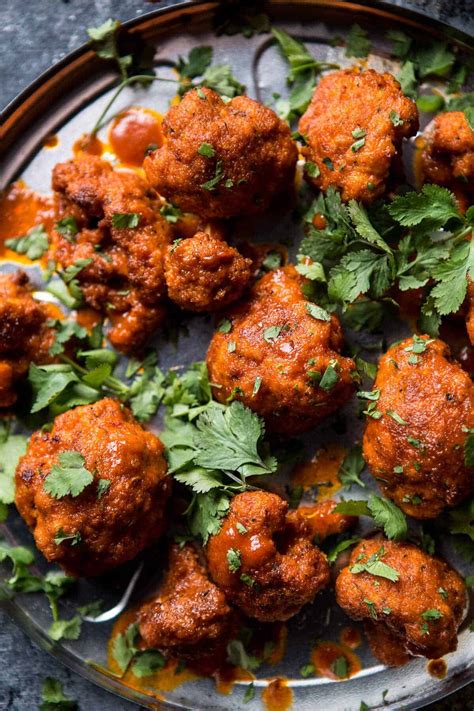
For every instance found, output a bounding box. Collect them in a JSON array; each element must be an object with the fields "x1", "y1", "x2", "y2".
[
  {"x1": 421, "y1": 608, "x2": 443, "y2": 620},
  {"x1": 54, "y1": 529, "x2": 82, "y2": 546},
  {"x1": 132, "y1": 649, "x2": 166, "y2": 677},
  {"x1": 319, "y1": 360, "x2": 340, "y2": 391},
  {"x1": 112, "y1": 622, "x2": 139, "y2": 673},
  {"x1": 227, "y1": 640, "x2": 261, "y2": 671},
  {"x1": 40, "y1": 677, "x2": 77, "y2": 710},
  {"x1": 112, "y1": 212, "x2": 141, "y2": 229},
  {"x1": 49, "y1": 615, "x2": 82, "y2": 641},
  {"x1": 338, "y1": 445, "x2": 365, "y2": 489},
  {"x1": 306, "y1": 303, "x2": 331, "y2": 321},
  {"x1": 331, "y1": 655, "x2": 349, "y2": 678},
  {"x1": 6, "y1": 224, "x2": 49, "y2": 259},
  {"x1": 350, "y1": 545, "x2": 400, "y2": 582},
  {"x1": 201, "y1": 159, "x2": 224, "y2": 191},
  {"x1": 227, "y1": 547, "x2": 242, "y2": 572},
  {"x1": 326, "y1": 537, "x2": 361, "y2": 564},
  {"x1": 198, "y1": 142, "x2": 216, "y2": 157},
  {"x1": 43, "y1": 451, "x2": 94, "y2": 499},
  {"x1": 55, "y1": 217, "x2": 79, "y2": 241},
  {"x1": 346, "y1": 24, "x2": 371, "y2": 58},
  {"x1": 263, "y1": 325, "x2": 283, "y2": 342},
  {"x1": 0, "y1": 433, "x2": 28, "y2": 505}
]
